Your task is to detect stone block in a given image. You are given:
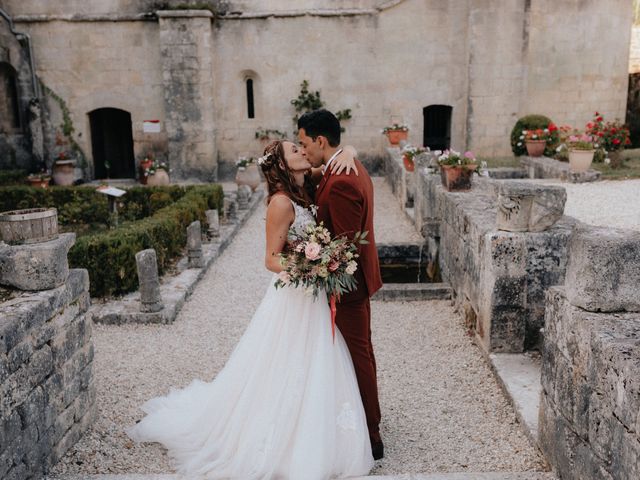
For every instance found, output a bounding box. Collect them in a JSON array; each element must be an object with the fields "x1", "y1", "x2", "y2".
[
  {"x1": 135, "y1": 249, "x2": 163, "y2": 313},
  {"x1": 187, "y1": 220, "x2": 204, "y2": 268},
  {"x1": 565, "y1": 225, "x2": 640, "y2": 312},
  {"x1": 489, "y1": 306, "x2": 526, "y2": 352},
  {"x1": 205, "y1": 208, "x2": 220, "y2": 238},
  {"x1": 496, "y1": 181, "x2": 566, "y2": 232},
  {"x1": 0, "y1": 233, "x2": 75, "y2": 291}
]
